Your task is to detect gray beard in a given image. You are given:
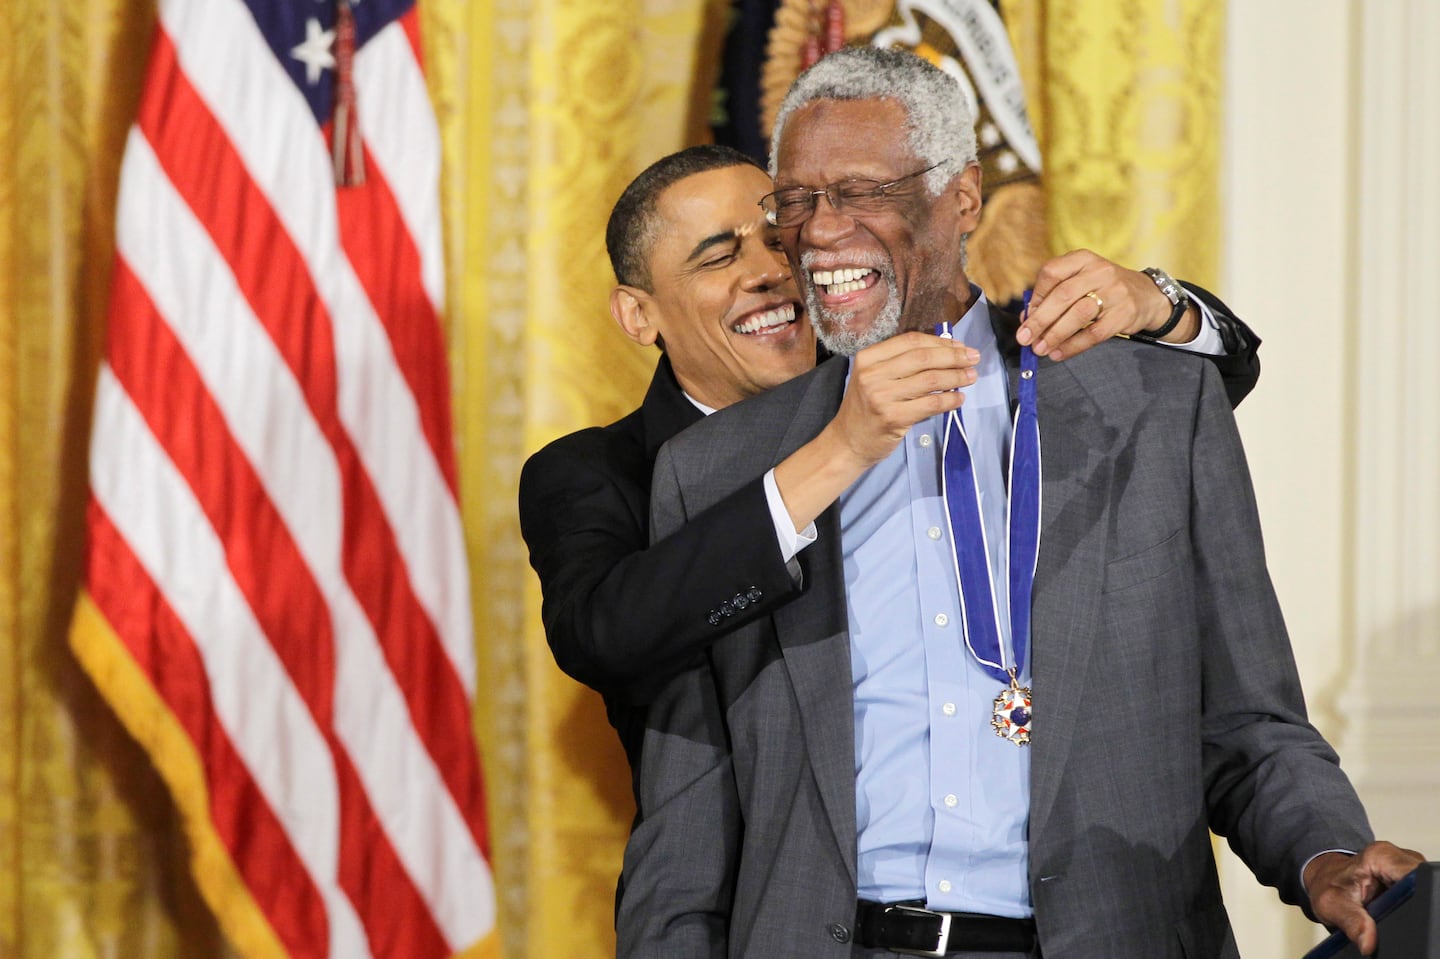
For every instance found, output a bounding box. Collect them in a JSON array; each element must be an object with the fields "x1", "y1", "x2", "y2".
[{"x1": 806, "y1": 269, "x2": 903, "y2": 356}]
